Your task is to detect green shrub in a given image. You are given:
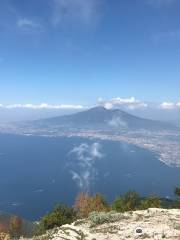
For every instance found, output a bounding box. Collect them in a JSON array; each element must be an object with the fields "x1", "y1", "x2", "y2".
[
  {"x1": 36, "y1": 204, "x2": 77, "y2": 235},
  {"x1": 172, "y1": 200, "x2": 180, "y2": 209},
  {"x1": 88, "y1": 211, "x2": 128, "y2": 226},
  {"x1": 175, "y1": 187, "x2": 180, "y2": 196},
  {"x1": 112, "y1": 191, "x2": 140, "y2": 212},
  {"x1": 112, "y1": 196, "x2": 124, "y2": 212},
  {"x1": 173, "y1": 187, "x2": 180, "y2": 209},
  {"x1": 140, "y1": 195, "x2": 161, "y2": 210},
  {"x1": 174, "y1": 223, "x2": 180, "y2": 230}
]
